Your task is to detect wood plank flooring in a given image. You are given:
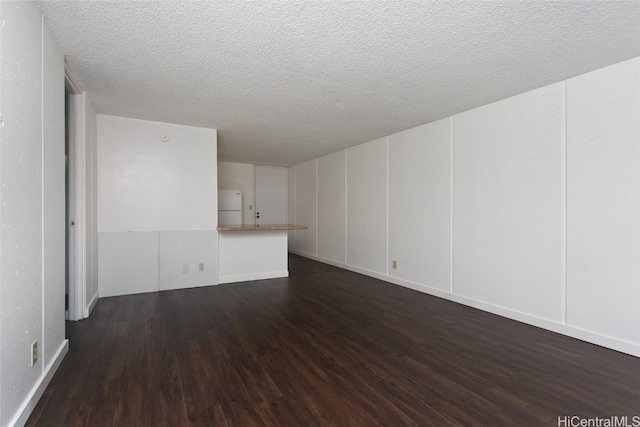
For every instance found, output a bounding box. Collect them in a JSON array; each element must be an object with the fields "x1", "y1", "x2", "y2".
[{"x1": 27, "y1": 254, "x2": 640, "y2": 426}]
